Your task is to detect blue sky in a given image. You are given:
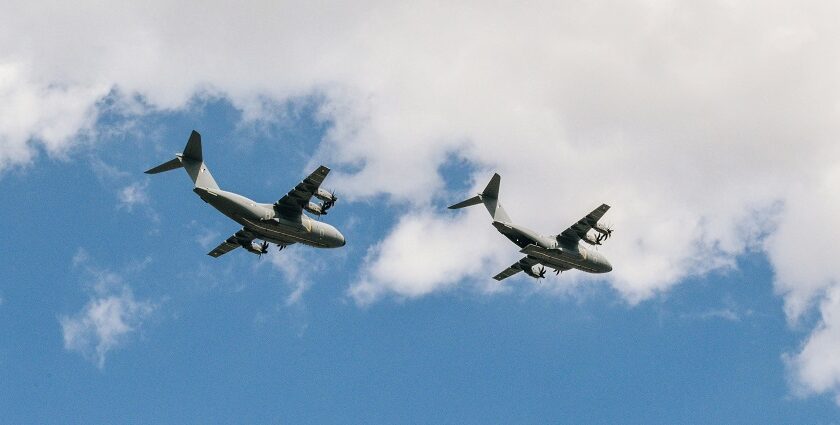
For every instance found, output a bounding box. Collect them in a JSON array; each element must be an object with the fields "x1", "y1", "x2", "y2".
[
  {"x1": 3, "y1": 2, "x2": 840, "y2": 423},
  {"x1": 1, "y1": 97, "x2": 838, "y2": 424}
]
